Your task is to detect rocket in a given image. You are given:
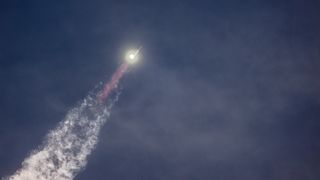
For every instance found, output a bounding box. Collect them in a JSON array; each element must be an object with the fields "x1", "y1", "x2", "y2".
[{"x1": 97, "y1": 47, "x2": 141, "y2": 102}]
